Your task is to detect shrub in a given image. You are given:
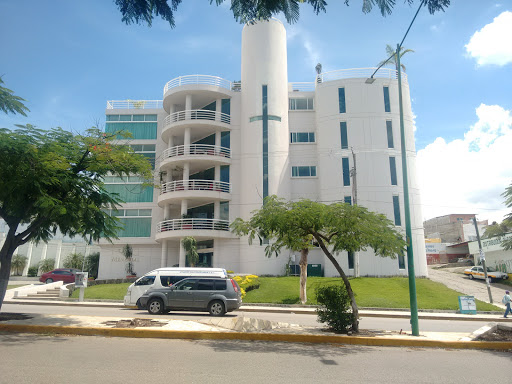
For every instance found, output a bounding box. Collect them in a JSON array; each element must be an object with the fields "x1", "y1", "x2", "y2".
[
  {"x1": 85, "y1": 252, "x2": 100, "y2": 279},
  {"x1": 27, "y1": 266, "x2": 39, "y2": 277},
  {"x1": 233, "y1": 275, "x2": 260, "y2": 298},
  {"x1": 315, "y1": 284, "x2": 355, "y2": 333},
  {"x1": 63, "y1": 253, "x2": 85, "y2": 269},
  {"x1": 10, "y1": 254, "x2": 27, "y2": 276},
  {"x1": 38, "y1": 259, "x2": 55, "y2": 274}
]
